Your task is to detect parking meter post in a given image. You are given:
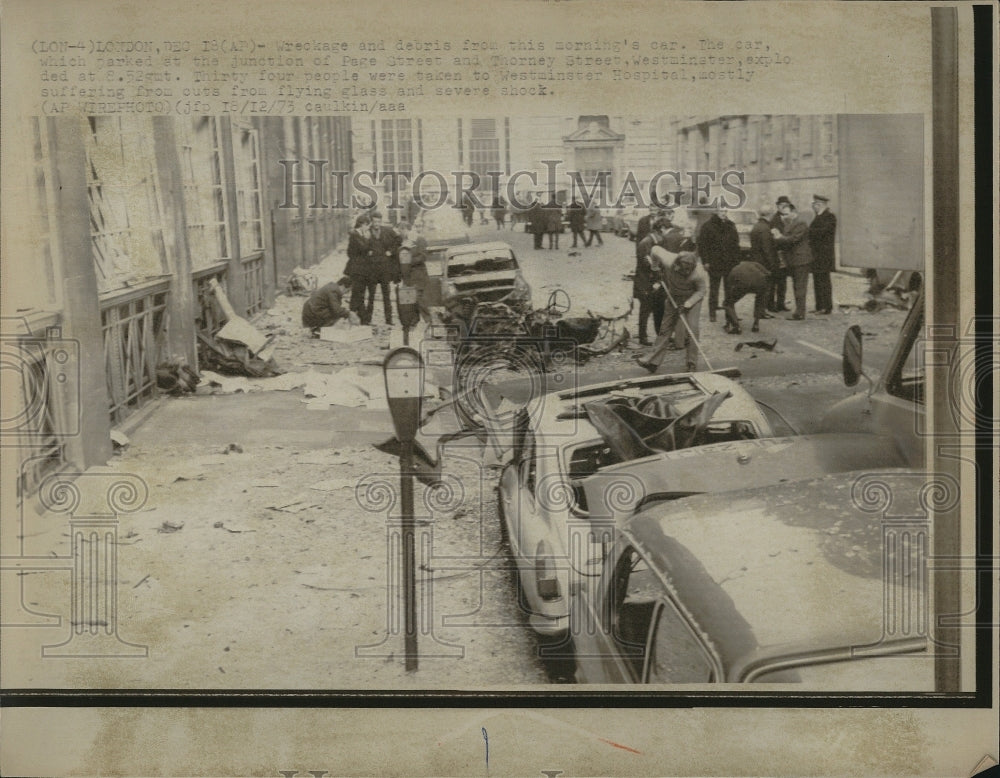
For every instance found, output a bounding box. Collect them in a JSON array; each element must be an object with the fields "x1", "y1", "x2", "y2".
[
  {"x1": 383, "y1": 347, "x2": 424, "y2": 672},
  {"x1": 400, "y1": 439, "x2": 417, "y2": 671}
]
